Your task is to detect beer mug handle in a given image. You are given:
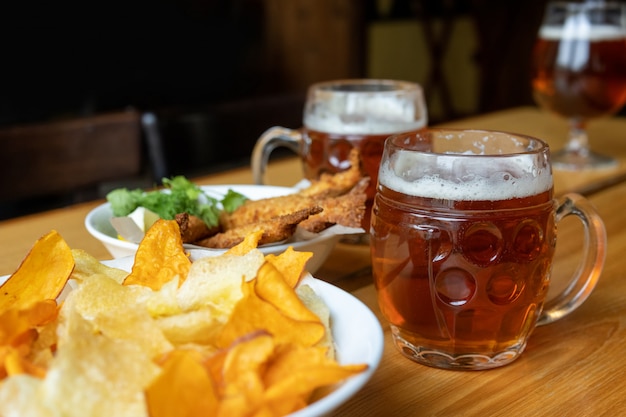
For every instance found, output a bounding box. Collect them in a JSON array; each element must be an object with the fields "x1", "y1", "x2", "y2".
[
  {"x1": 251, "y1": 126, "x2": 304, "y2": 185},
  {"x1": 537, "y1": 193, "x2": 607, "y2": 326}
]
